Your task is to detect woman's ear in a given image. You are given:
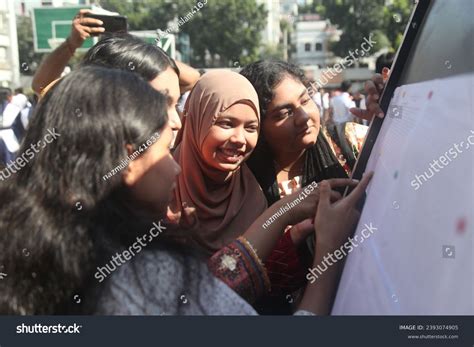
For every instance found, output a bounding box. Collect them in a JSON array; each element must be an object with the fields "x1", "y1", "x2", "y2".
[{"x1": 122, "y1": 144, "x2": 140, "y2": 187}]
